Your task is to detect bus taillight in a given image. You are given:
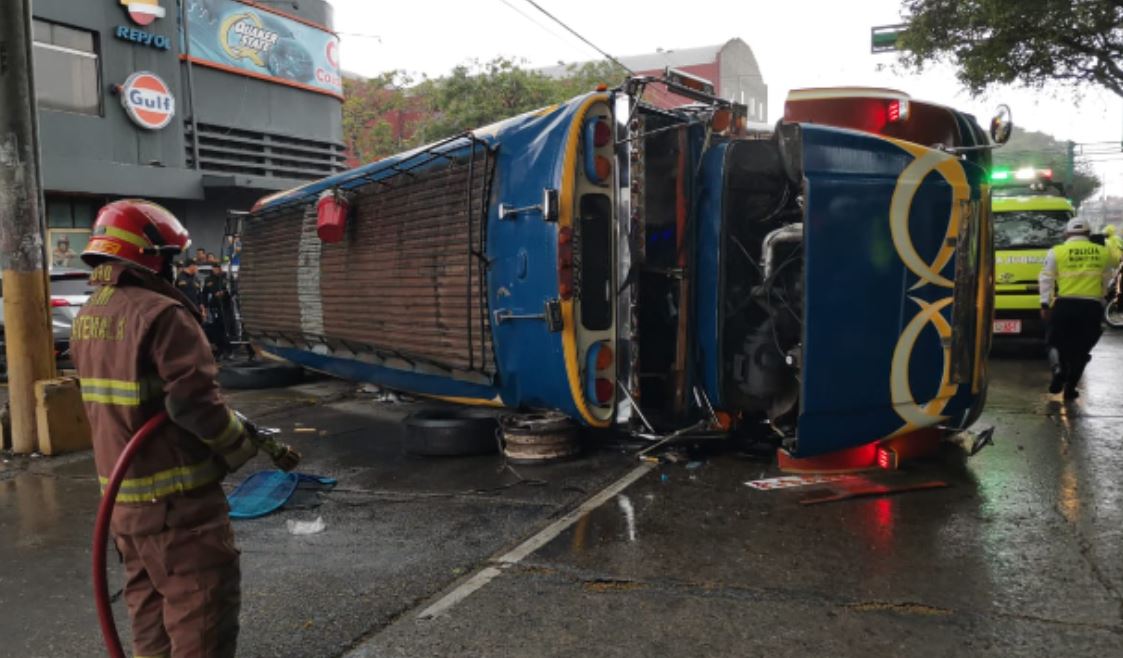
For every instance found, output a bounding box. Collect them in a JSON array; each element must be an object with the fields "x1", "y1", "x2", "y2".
[
  {"x1": 585, "y1": 341, "x2": 615, "y2": 407},
  {"x1": 593, "y1": 119, "x2": 611, "y2": 147},
  {"x1": 584, "y1": 117, "x2": 613, "y2": 185},
  {"x1": 558, "y1": 226, "x2": 574, "y2": 300}
]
